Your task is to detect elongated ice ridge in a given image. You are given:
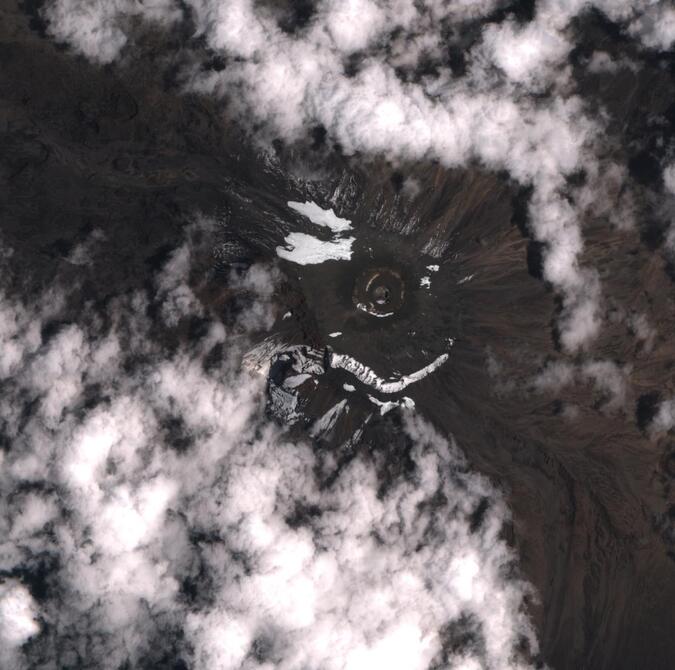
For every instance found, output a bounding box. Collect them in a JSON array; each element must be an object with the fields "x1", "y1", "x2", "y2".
[{"x1": 329, "y1": 351, "x2": 449, "y2": 394}]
